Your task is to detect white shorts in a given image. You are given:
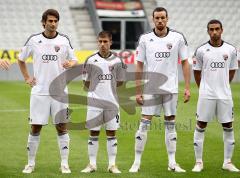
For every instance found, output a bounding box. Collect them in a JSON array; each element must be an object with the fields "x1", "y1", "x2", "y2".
[
  {"x1": 141, "y1": 94, "x2": 178, "y2": 117},
  {"x1": 30, "y1": 95, "x2": 69, "y2": 125},
  {"x1": 196, "y1": 98, "x2": 234, "y2": 123},
  {"x1": 86, "y1": 109, "x2": 120, "y2": 131}
]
